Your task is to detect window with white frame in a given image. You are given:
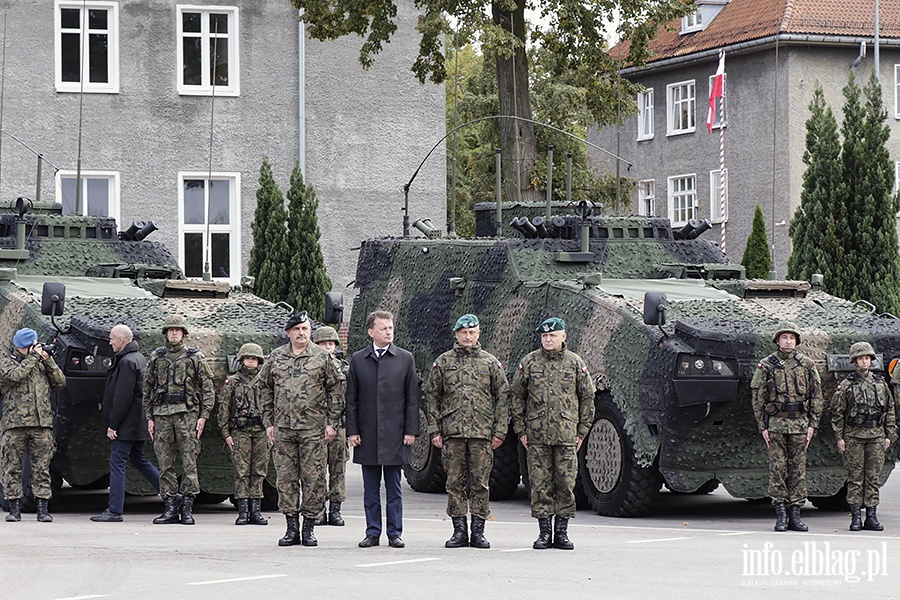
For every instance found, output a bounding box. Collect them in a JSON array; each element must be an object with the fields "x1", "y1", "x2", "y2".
[
  {"x1": 667, "y1": 80, "x2": 695, "y2": 135},
  {"x1": 178, "y1": 173, "x2": 241, "y2": 282},
  {"x1": 709, "y1": 169, "x2": 728, "y2": 223},
  {"x1": 682, "y1": 10, "x2": 703, "y2": 34},
  {"x1": 56, "y1": 171, "x2": 120, "y2": 224},
  {"x1": 638, "y1": 180, "x2": 655, "y2": 216},
  {"x1": 637, "y1": 89, "x2": 654, "y2": 140},
  {"x1": 55, "y1": 1, "x2": 119, "y2": 93},
  {"x1": 708, "y1": 74, "x2": 727, "y2": 129},
  {"x1": 177, "y1": 5, "x2": 240, "y2": 96},
  {"x1": 667, "y1": 174, "x2": 696, "y2": 226}
]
